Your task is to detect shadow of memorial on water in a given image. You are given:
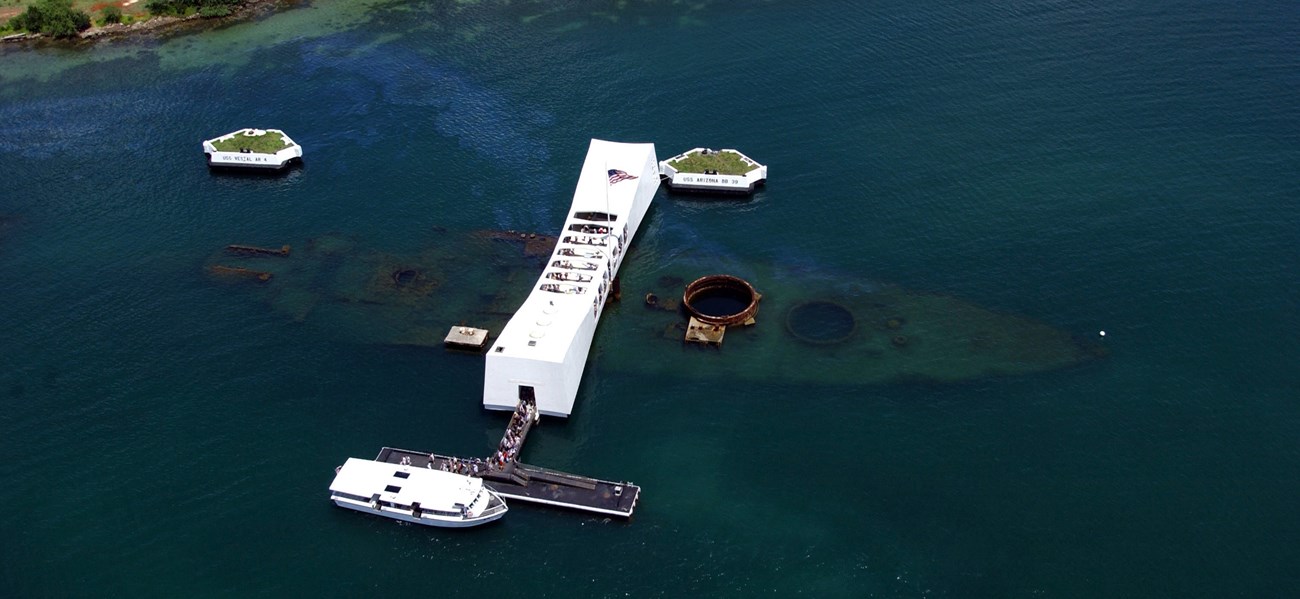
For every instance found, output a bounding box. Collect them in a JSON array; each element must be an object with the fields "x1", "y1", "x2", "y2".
[{"x1": 203, "y1": 228, "x2": 1104, "y2": 383}]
